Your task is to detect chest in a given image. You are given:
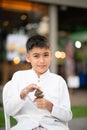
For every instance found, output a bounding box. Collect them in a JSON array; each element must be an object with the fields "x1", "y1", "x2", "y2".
[{"x1": 18, "y1": 74, "x2": 61, "y2": 102}]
